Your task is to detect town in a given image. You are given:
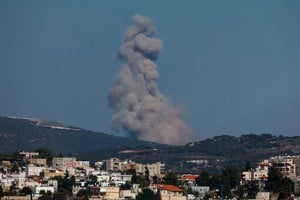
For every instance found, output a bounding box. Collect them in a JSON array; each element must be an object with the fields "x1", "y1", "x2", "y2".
[{"x1": 0, "y1": 150, "x2": 299, "y2": 200}]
